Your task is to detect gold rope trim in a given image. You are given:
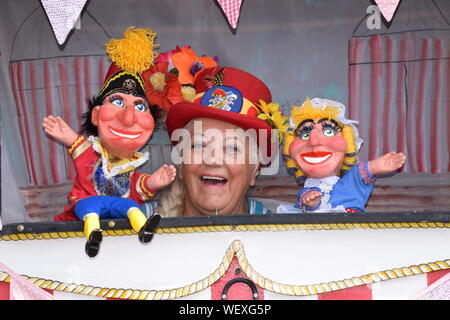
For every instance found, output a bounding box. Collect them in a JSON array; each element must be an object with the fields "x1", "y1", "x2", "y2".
[
  {"x1": 70, "y1": 140, "x2": 92, "y2": 160},
  {"x1": 2, "y1": 221, "x2": 450, "y2": 241},
  {"x1": 0, "y1": 240, "x2": 448, "y2": 299},
  {"x1": 67, "y1": 136, "x2": 84, "y2": 154}
]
